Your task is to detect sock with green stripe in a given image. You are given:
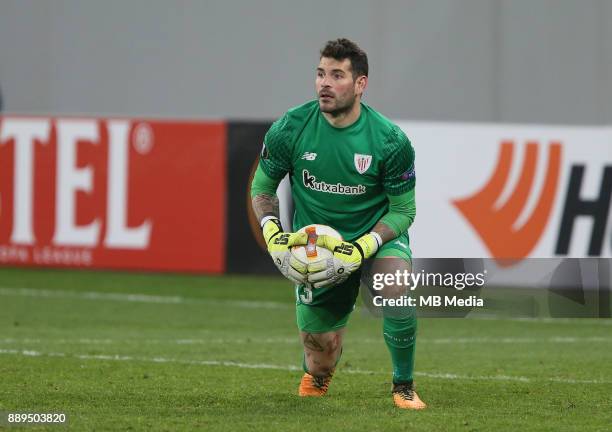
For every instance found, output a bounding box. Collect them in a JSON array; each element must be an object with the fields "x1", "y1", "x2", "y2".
[{"x1": 382, "y1": 311, "x2": 417, "y2": 384}]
